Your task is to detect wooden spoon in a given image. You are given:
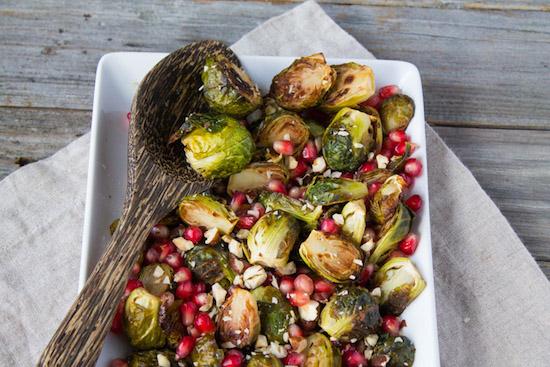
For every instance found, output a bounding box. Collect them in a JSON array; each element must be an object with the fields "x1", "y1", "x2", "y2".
[{"x1": 39, "y1": 40, "x2": 237, "y2": 366}]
